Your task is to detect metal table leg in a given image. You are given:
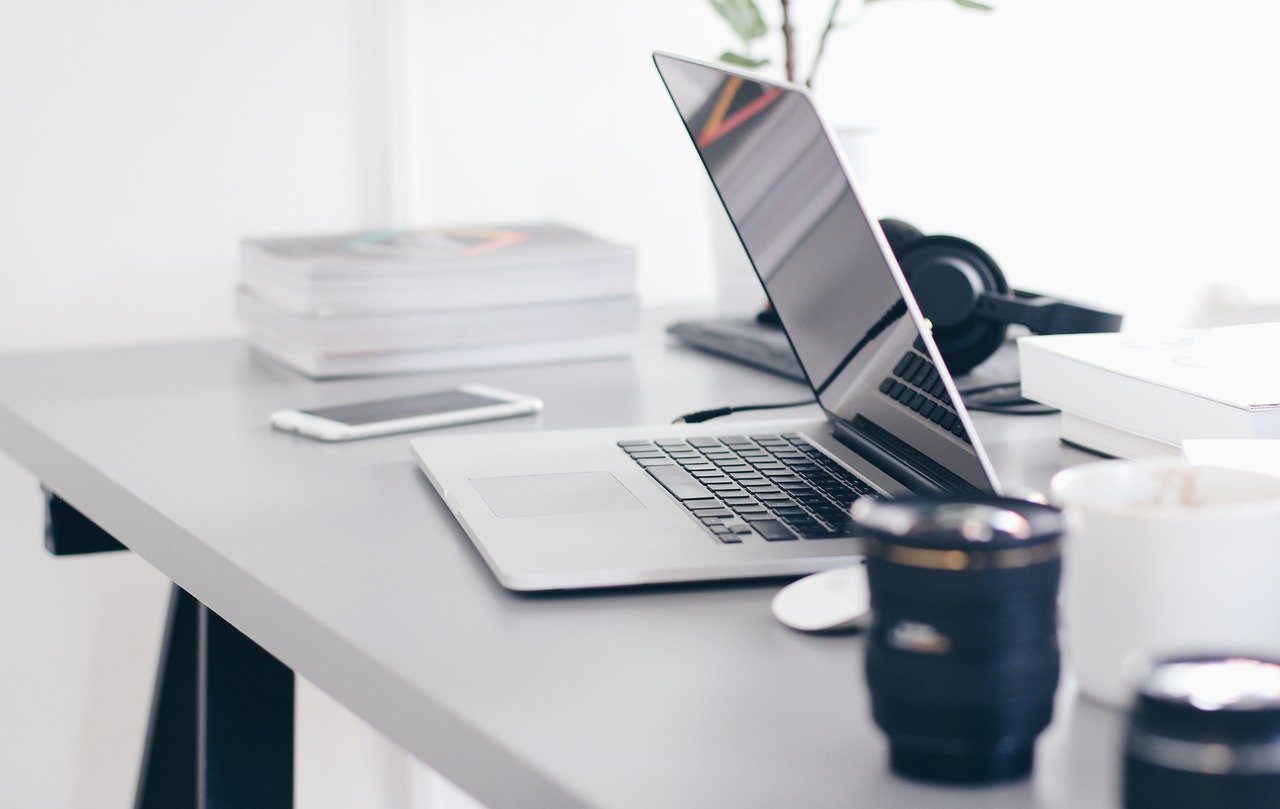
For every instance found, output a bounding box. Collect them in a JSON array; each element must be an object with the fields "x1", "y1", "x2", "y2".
[
  {"x1": 43, "y1": 489, "x2": 295, "y2": 809},
  {"x1": 135, "y1": 586, "x2": 198, "y2": 809},
  {"x1": 197, "y1": 599, "x2": 294, "y2": 809}
]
